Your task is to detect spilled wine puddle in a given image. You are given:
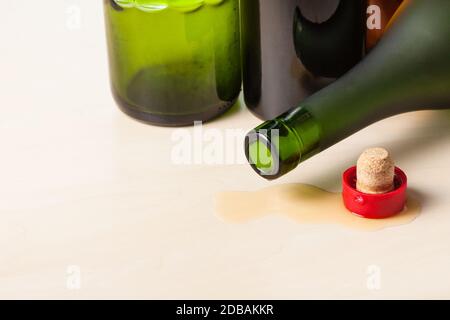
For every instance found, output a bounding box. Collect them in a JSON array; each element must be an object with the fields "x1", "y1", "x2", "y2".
[{"x1": 215, "y1": 184, "x2": 420, "y2": 231}]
